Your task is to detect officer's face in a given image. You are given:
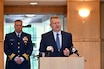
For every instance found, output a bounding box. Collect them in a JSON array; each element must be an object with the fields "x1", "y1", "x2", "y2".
[
  {"x1": 14, "y1": 21, "x2": 23, "y2": 33},
  {"x1": 50, "y1": 18, "x2": 61, "y2": 32}
]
